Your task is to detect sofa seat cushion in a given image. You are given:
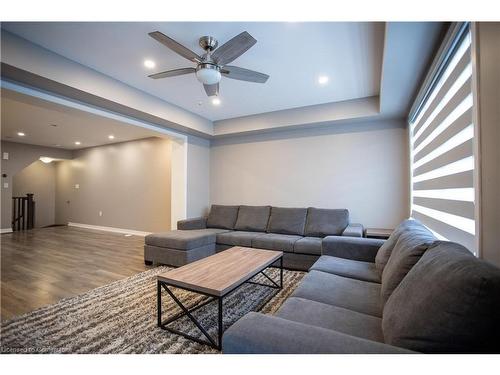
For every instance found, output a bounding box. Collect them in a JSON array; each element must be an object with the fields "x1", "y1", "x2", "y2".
[
  {"x1": 216, "y1": 231, "x2": 265, "y2": 247},
  {"x1": 293, "y1": 237, "x2": 322, "y2": 255},
  {"x1": 145, "y1": 228, "x2": 230, "y2": 250},
  {"x1": 383, "y1": 242, "x2": 500, "y2": 353},
  {"x1": 381, "y1": 226, "x2": 436, "y2": 303},
  {"x1": 234, "y1": 205, "x2": 271, "y2": 232},
  {"x1": 277, "y1": 297, "x2": 383, "y2": 342},
  {"x1": 266, "y1": 207, "x2": 308, "y2": 236},
  {"x1": 304, "y1": 208, "x2": 349, "y2": 237},
  {"x1": 310, "y1": 255, "x2": 380, "y2": 283},
  {"x1": 206, "y1": 205, "x2": 240, "y2": 229},
  {"x1": 292, "y1": 270, "x2": 383, "y2": 317},
  {"x1": 252, "y1": 233, "x2": 303, "y2": 252},
  {"x1": 375, "y1": 219, "x2": 423, "y2": 273}
]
